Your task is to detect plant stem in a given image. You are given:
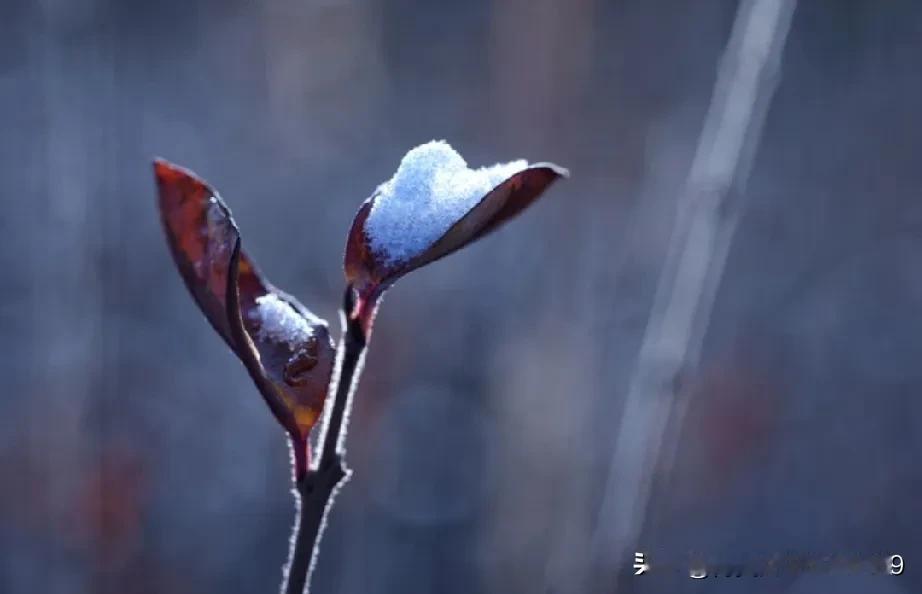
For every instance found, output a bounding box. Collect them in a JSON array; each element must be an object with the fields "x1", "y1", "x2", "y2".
[{"x1": 282, "y1": 287, "x2": 367, "y2": 594}]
